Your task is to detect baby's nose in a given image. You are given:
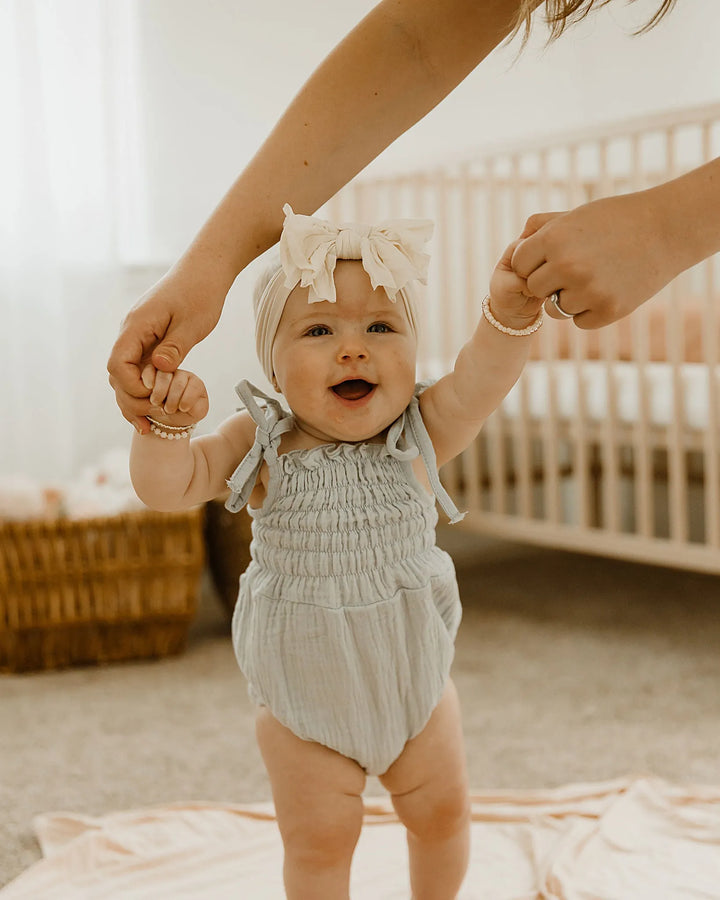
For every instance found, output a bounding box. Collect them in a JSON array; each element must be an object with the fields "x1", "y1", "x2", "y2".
[{"x1": 337, "y1": 338, "x2": 368, "y2": 361}]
